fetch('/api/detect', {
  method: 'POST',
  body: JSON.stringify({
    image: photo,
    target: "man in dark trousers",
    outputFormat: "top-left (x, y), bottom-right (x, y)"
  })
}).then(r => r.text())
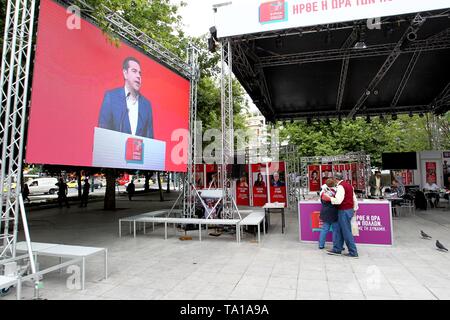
top-left (80, 178), bottom-right (90, 207)
top-left (327, 172), bottom-right (359, 258)
top-left (126, 180), bottom-right (135, 201)
top-left (56, 178), bottom-right (70, 208)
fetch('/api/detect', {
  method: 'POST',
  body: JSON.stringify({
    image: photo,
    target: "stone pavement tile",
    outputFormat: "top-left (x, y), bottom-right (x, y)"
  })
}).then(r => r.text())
top-left (229, 285), bottom-right (264, 300)
top-left (245, 265), bottom-right (274, 277)
top-left (262, 288), bottom-right (296, 300)
top-left (171, 279), bottom-right (209, 294)
top-left (161, 290), bottom-right (199, 300)
top-left (328, 280), bottom-right (363, 295)
top-left (63, 293), bottom-right (101, 300)
top-left (266, 276), bottom-right (298, 290)
top-left (358, 281), bottom-right (399, 298)
top-left (329, 292), bottom-right (366, 300)
top-left (296, 290), bottom-right (330, 300)
top-left (210, 273), bottom-right (243, 286)
top-left (237, 275), bottom-right (269, 288)
top-left (199, 284), bottom-right (237, 297)
top-left (78, 283), bottom-right (119, 296)
top-left (365, 295), bottom-right (402, 300)
top-left (391, 284), bottom-right (438, 300)
top-left (326, 271), bottom-right (357, 282)
top-left (141, 278), bottom-right (181, 292)
top-left (298, 270), bottom-right (327, 281)
top-left (428, 287), bottom-right (450, 300)
top-left (297, 279), bottom-right (329, 292)
top-left (100, 285), bottom-right (162, 300)
top-left (194, 294), bottom-right (229, 300)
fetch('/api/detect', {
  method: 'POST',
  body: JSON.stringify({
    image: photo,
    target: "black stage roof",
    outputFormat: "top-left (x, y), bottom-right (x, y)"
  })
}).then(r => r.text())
top-left (228, 10), bottom-right (450, 122)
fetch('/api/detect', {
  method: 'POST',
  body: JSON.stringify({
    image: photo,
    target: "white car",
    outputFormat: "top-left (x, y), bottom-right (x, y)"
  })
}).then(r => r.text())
top-left (124, 178), bottom-right (147, 189)
top-left (26, 177), bottom-right (59, 195)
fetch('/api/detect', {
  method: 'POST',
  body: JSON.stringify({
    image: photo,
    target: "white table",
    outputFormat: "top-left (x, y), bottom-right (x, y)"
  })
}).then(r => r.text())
top-left (239, 212), bottom-right (266, 243)
top-left (135, 217), bottom-right (241, 243)
top-left (263, 202), bottom-right (286, 233)
top-left (16, 242), bottom-right (107, 291)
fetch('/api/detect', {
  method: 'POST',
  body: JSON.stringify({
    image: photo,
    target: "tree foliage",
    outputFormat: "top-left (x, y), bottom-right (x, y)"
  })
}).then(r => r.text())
top-left (280, 112), bottom-right (450, 167)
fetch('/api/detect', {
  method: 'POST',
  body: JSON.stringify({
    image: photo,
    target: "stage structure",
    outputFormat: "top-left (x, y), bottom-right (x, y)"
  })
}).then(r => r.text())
top-left (299, 152), bottom-right (372, 199)
top-left (0, 0), bottom-right (199, 295)
top-left (212, 3), bottom-right (450, 121)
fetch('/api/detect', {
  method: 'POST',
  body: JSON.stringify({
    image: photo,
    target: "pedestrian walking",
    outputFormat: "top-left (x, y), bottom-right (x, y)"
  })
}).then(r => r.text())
top-left (80, 178), bottom-right (90, 207)
top-left (127, 180), bottom-right (135, 201)
top-left (56, 178), bottom-right (70, 208)
top-left (22, 183), bottom-right (30, 203)
top-left (327, 172), bottom-right (359, 258)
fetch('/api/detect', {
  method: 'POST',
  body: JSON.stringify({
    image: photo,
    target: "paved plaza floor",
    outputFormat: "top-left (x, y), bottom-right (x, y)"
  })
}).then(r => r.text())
top-left (2, 192), bottom-right (450, 300)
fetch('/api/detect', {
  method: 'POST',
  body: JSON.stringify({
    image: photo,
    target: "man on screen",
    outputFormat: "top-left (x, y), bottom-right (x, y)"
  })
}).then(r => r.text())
top-left (98, 57), bottom-right (154, 139)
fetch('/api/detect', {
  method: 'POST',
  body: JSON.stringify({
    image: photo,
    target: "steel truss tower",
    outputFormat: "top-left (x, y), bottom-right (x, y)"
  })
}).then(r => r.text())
top-left (220, 40), bottom-right (236, 220)
top-left (0, 0), bottom-right (37, 261)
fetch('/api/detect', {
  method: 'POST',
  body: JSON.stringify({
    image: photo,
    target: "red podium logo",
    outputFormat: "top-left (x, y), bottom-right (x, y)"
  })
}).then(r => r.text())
top-left (126, 138), bottom-right (143, 162)
top-left (259, 1), bottom-right (287, 24)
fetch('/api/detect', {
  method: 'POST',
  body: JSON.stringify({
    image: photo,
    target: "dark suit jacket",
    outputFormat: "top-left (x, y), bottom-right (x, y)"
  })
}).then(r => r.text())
top-left (98, 88), bottom-right (154, 139)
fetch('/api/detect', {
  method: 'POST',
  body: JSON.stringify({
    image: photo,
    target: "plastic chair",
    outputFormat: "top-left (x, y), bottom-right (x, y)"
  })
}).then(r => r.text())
top-left (400, 199), bottom-right (415, 216)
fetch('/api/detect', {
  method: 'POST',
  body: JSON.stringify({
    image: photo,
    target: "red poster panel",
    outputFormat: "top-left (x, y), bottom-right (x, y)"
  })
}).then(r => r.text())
top-left (236, 165), bottom-right (250, 206)
top-left (308, 165), bottom-right (321, 192)
top-left (321, 165), bottom-right (332, 185)
top-left (426, 162), bottom-right (437, 184)
top-left (269, 162), bottom-right (287, 206)
top-left (251, 163), bottom-right (268, 207)
top-left (351, 163), bottom-right (358, 188)
top-left (400, 170), bottom-right (413, 185)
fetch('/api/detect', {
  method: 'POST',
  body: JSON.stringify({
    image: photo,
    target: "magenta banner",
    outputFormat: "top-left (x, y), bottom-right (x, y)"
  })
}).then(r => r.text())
top-left (299, 201), bottom-right (393, 246)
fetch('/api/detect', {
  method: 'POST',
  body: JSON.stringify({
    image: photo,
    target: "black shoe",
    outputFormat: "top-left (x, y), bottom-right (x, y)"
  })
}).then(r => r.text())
top-left (343, 253), bottom-right (359, 259)
top-left (326, 250), bottom-right (341, 256)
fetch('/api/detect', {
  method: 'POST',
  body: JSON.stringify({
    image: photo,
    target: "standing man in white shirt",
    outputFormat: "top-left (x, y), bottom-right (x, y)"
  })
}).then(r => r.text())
top-left (327, 172), bottom-right (359, 258)
top-left (98, 57), bottom-right (154, 139)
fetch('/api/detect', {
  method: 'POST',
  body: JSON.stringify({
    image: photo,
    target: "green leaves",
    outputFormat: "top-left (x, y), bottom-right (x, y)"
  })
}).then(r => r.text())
top-left (280, 113), bottom-right (449, 167)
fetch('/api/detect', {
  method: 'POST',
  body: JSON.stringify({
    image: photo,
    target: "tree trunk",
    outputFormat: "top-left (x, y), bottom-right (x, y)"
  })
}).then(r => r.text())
top-left (144, 171), bottom-right (150, 192)
top-left (77, 170), bottom-right (82, 200)
top-left (166, 172), bottom-right (171, 193)
top-left (104, 169), bottom-right (116, 210)
top-left (157, 171), bottom-right (164, 201)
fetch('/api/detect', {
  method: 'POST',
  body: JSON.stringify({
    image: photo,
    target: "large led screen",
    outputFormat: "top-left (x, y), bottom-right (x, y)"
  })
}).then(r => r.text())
top-left (26, 0), bottom-right (190, 172)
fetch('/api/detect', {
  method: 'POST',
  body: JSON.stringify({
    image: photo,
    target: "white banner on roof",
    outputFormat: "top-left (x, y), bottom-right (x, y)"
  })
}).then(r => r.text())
top-left (214, 0), bottom-right (450, 38)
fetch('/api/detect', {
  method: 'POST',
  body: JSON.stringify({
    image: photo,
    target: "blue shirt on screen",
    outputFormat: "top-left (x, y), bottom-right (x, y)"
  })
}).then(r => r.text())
top-left (98, 88), bottom-right (154, 139)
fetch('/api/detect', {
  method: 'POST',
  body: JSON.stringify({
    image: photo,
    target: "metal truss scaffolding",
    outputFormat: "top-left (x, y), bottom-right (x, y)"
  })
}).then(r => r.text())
top-left (182, 45), bottom-right (200, 219)
top-left (299, 152), bottom-right (371, 199)
top-left (0, 0), bottom-right (37, 261)
top-left (220, 40), bottom-right (235, 219)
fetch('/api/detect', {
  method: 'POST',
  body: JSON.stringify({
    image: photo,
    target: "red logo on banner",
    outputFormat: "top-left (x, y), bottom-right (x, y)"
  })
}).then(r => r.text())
top-left (125, 138), bottom-right (143, 162)
top-left (259, 1), bottom-right (286, 23)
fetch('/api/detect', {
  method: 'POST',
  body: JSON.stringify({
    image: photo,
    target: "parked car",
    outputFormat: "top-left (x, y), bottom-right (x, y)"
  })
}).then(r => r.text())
top-left (124, 178), bottom-right (147, 189)
top-left (26, 177), bottom-right (59, 195)
top-left (116, 177), bottom-right (129, 186)
top-left (67, 180), bottom-right (78, 188)
top-left (93, 178), bottom-right (104, 189)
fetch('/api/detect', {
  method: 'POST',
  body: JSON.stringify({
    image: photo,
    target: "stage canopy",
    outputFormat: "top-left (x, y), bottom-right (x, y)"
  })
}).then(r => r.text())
top-left (213, 1), bottom-right (450, 121)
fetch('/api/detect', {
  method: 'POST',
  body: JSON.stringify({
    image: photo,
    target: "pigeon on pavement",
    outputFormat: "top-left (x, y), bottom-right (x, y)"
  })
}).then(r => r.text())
top-left (420, 230), bottom-right (432, 239)
top-left (436, 240), bottom-right (448, 252)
